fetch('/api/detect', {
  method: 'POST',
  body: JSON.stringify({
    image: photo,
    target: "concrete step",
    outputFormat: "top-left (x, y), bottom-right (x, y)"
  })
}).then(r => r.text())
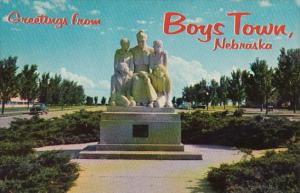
top-left (79, 150), bottom-right (202, 160)
top-left (94, 144), bottom-right (184, 151)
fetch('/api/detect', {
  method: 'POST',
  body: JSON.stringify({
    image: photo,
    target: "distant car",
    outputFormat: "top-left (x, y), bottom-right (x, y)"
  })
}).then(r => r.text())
top-left (30, 103), bottom-right (48, 115)
top-left (178, 102), bottom-right (192, 110)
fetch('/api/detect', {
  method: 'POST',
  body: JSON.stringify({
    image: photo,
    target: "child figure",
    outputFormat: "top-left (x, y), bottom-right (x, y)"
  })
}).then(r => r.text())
top-left (149, 40), bottom-right (168, 71)
top-left (149, 40), bottom-right (172, 107)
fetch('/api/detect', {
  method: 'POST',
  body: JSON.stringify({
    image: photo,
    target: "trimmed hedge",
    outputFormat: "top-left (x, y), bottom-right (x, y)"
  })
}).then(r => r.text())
top-left (207, 142), bottom-right (300, 193)
top-left (1, 110), bottom-right (101, 147)
top-left (0, 141), bottom-right (79, 193)
top-left (182, 111), bottom-right (300, 149)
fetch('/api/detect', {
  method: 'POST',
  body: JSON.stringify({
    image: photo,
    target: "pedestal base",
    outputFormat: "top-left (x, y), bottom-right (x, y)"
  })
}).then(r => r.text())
top-left (79, 107), bottom-right (202, 160)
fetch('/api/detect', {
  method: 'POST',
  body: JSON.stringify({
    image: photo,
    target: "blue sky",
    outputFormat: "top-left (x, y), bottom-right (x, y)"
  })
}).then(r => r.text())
top-left (0, 0), bottom-right (299, 98)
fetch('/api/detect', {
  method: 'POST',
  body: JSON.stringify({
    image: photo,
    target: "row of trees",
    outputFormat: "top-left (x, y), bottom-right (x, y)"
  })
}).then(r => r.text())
top-left (178, 48), bottom-right (300, 113)
top-left (0, 56), bottom-right (86, 114)
top-left (86, 96), bottom-right (107, 105)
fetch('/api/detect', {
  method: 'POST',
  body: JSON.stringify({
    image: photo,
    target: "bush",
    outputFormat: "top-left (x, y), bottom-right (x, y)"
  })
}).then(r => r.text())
top-left (207, 142), bottom-right (300, 193)
top-left (1, 110), bottom-right (101, 147)
top-left (233, 108), bottom-right (245, 117)
top-left (181, 111), bottom-right (300, 149)
top-left (0, 141), bottom-right (79, 193)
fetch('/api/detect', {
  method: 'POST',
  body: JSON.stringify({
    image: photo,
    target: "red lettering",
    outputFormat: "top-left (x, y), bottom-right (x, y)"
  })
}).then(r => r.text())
top-left (8, 11), bottom-right (20, 23)
top-left (227, 12), bottom-right (251, 35)
top-left (163, 12), bottom-right (186, 34)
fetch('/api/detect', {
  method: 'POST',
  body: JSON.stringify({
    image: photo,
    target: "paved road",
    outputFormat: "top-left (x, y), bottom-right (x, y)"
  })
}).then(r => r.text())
top-left (0, 114), bottom-right (32, 128)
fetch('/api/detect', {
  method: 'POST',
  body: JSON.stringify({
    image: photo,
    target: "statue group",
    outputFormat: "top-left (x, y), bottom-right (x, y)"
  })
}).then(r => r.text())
top-left (110, 30), bottom-right (172, 108)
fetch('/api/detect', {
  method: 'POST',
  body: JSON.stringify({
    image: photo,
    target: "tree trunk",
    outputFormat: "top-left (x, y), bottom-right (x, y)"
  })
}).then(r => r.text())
top-left (260, 104), bottom-right (263, 112)
top-left (223, 102), bottom-right (226, 110)
top-left (1, 101), bottom-right (5, 114)
top-left (293, 91), bottom-right (296, 113)
top-left (27, 100), bottom-right (30, 109)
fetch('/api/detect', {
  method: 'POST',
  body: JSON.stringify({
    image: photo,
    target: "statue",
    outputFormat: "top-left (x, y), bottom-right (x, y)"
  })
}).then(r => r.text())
top-left (110, 62), bottom-right (136, 107)
top-left (149, 40), bottom-right (168, 70)
top-left (130, 31), bottom-right (157, 107)
top-left (149, 40), bottom-right (172, 107)
top-left (114, 38), bottom-right (133, 73)
top-left (109, 31), bottom-right (173, 108)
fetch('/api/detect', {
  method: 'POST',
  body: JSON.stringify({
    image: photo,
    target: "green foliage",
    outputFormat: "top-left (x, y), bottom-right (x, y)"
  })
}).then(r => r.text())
top-left (207, 142), bottom-right (300, 193)
top-left (228, 69), bottom-right (246, 107)
top-left (0, 150), bottom-right (79, 193)
top-left (1, 110), bottom-right (101, 147)
top-left (274, 48), bottom-right (300, 113)
top-left (233, 108), bottom-right (245, 117)
top-left (181, 111), bottom-right (300, 149)
top-left (101, 96), bottom-right (106, 105)
top-left (19, 64), bottom-right (39, 108)
top-left (0, 56), bottom-right (19, 114)
top-left (86, 96), bottom-right (94, 105)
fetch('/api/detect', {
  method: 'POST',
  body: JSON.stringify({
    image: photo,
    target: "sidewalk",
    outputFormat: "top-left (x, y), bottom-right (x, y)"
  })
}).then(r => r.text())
top-left (36, 143), bottom-right (243, 193)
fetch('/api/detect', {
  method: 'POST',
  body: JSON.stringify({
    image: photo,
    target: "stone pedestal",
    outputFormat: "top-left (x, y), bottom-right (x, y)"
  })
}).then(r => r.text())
top-left (79, 106), bottom-right (202, 160)
top-left (100, 107), bottom-right (181, 145)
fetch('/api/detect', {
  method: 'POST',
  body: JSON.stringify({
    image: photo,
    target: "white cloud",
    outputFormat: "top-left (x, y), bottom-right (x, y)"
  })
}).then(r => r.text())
top-left (168, 55), bottom-right (221, 95)
top-left (2, 14), bottom-right (8, 22)
top-left (186, 17), bottom-right (203, 23)
top-left (98, 80), bottom-right (110, 90)
top-left (59, 68), bottom-right (96, 89)
top-left (90, 9), bottom-right (100, 15)
top-left (296, 0), bottom-right (300, 6)
top-left (51, 0), bottom-right (66, 10)
top-left (137, 20), bottom-right (147, 24)
top-left (33, 1), bottom-right (54, 15)
top-left (33, 0), bottom-right (71, 15)
top-left (68, 4), bottom-right (78, 11)
top-left (259, 0), bottom-right (272, 7)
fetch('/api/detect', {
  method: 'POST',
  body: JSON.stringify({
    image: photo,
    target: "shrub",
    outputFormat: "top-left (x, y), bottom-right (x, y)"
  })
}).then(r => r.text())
top-left (1, 110), bottom-right (101, 147)
top-left (181, 111), bottom-right (300, 149)
top-left (233, 108), bottom-right (245, 117)
top-left (0, 141), bottom-right (79, 193)
top-left (207, 142), bottom-right (300, 193)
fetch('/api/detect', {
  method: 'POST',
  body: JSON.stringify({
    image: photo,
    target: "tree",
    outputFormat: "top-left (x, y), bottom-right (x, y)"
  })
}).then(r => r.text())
top-left (48, 74), bottom-right (62, 104)
top-left (86, 96), bottom-right (94, 105)
top-left (38, 73), bottom-right (50, 104)
top-left (176, 97), bottom-right (183, 107)
top-left (172, 96), bottom-right (176, 106)
top-left (101, 96), bottom-right (106, 105)
top-left (218, 76), bottom-right (230, 109)
top-left (209, 79), bottom-right (219, 108)
top-left (0, 57), bottom-right (19, 114)
top-left (274, 48), bottom-right (300, 113)
top-left (248, 58), bottom-right (274, 113)
top-left (94, 96), bottom-right (98, 105)
top-left (228, 69), bottom-right (245, 108)
top-left (19, 64), bottom-right (39, 108)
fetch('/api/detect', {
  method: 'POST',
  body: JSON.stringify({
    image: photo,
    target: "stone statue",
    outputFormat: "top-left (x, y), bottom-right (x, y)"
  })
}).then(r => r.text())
top-left (114, 38), bottom-right (133, 73)
top-left (130, 31), bottom-right (157, 107)
top-left (110, 62), bottom-right (136, 107)
top-left (149, 40), bottom-right (172, 107)
top-left (149, 40), bottom-right (168, 70)
top-left (109, 31), bottom-right (173, 108)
